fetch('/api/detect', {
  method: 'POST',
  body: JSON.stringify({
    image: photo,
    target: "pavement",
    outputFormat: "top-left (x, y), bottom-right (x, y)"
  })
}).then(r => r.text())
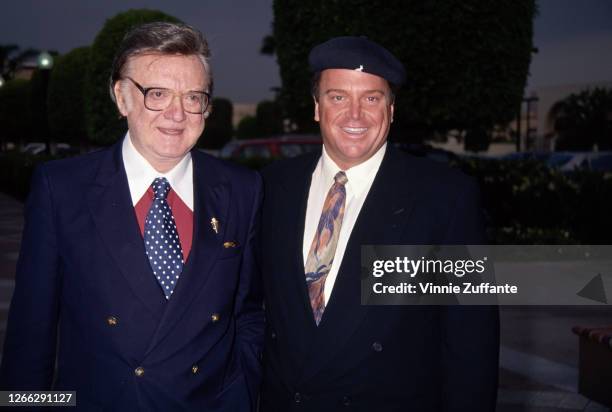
top-left (0, 191), bottom-right (610, 411)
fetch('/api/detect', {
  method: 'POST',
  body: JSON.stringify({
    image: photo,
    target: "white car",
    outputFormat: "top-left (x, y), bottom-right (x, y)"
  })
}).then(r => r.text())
top-left (21, 142), bottom-right (72, 155)
top-left (548, 151), bottom-right (612, 172)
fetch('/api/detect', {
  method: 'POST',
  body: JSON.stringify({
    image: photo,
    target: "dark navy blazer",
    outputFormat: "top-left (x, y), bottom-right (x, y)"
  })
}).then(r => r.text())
top-left (260, 146), bottom-right (499, 412)
top-left (0, 140), bottom-right (264, 411)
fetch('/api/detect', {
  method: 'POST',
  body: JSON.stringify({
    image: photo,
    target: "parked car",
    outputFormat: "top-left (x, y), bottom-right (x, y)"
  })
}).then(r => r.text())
top-left (220, 135), bottom-right (322, 160)
top-left (501, 151), bottom-right (552, 162)
top-left (548, 152), bottom-right (612, 172)
top-left (589, 153), bottom-right (612, 172)
top-left (500, 151), bottom-right (612, 173)
top-left (21, 142), bottom-right (74, 156)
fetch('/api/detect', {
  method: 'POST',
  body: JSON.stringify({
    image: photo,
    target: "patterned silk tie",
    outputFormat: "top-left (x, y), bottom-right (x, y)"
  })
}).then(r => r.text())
top-left (305, 171), bottom-right (348, 325)
top-left (144, 177), bottom-right (184, 299)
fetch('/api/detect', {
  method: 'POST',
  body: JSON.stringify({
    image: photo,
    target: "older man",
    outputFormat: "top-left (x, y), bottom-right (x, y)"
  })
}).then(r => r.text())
top-left (1, 22), bottom-right (263, 411)
top-left (260, 37), bottom-right (499, 411)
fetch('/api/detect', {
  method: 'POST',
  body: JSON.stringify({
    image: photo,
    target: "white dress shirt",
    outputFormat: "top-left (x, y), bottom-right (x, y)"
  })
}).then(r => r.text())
top-left (303, 143), bottom-right (387, 304)
top-left (121, 132), bottom-right (194, 210)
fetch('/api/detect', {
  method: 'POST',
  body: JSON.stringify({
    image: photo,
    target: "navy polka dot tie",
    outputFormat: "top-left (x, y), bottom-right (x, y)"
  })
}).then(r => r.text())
top-left (144, 177), bottom-right (184, 299)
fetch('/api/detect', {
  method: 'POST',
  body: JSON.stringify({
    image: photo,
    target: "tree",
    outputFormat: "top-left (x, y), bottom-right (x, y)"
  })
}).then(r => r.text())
top-left (86, 9), bottom-right (181, 146)
top-left (47, 47), bottom-right (91, 151)
top-left (266, 0), bottom-right (536, 140)
top-left (198, 98), bottom-right (233, 149)
top-left (549, 88), bottom-right (612, 151)
top-left (236, 116), bottom-right (258, 139)
top-left (28, 68), bottom-right (48, 143)
top-left (27, 51), bottom-right (60, 154)
top-left (232, 101), bottom-right (284, 140)
top-left (0, 44), bottom-right (19, 78)
top-left (0, 79), bottom-right (33, 149)
top-left (255, 100), bottom-right (283, 137)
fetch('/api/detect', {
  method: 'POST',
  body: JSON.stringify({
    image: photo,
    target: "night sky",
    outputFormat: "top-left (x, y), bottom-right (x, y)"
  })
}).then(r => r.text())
top-left (1, 0), bottom-right (611, 103)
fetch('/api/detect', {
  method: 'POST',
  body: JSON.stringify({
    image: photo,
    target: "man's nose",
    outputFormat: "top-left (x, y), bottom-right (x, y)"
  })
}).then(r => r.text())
top-left (349, 99), bottom-right (362, 120)
top-left (164, 94), bottom-right (186, 122)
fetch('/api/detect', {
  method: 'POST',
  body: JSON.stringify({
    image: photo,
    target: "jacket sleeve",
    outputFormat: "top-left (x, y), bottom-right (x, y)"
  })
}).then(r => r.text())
top-left (233, 171), bottom-right (265, 410)
top-left (0, 165), bottom-right (62, 390)
top-left (440, 177), bottom-right (500, 412)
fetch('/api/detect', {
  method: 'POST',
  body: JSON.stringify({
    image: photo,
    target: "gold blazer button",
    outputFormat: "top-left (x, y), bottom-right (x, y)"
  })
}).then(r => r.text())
top-left (211, 313), bottom-right (220, 322)
top-left (223, 241), bottom-right (238, 249)
top-left (192, 365), bottom-right (199, 374)
top-left (134, 366), bottom-right (145, 377)
top-left (107, 316), bottom-right (118, 326)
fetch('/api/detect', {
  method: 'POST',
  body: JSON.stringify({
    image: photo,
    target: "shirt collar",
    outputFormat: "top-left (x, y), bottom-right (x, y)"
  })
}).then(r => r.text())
top-left (122, 131), bottom-right (194, 210)
top-left (320, 142), bottom-right (387, 198)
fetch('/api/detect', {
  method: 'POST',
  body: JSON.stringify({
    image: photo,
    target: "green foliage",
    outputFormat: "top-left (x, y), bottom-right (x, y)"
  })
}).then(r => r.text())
top-left (86, 9), bottom-right (181, 146)
top-left (0, 44), bottom-right (19, 78)
top-left (234, 101), bottom-right (284, 140)
top-left (453, 157), bottom-right (612, 244)
top-left (0, 79), bottom-right (33, 148)
top-left (198, 98), bottom-right (233, 149)
top-left (236, 115), bottom-right (258, 139)
top-left (28, 68), bottom-right (49, 141)
top-left (549, 88), bottom-right (612, 151)
top-left (260, 35), bottom-right (275, 55)
top-left (27, 52), bottom-right (61, 145)
top-left (270, 0), bottom-right (536, 138)
top-left (48, 47), bottom-right (91, 149)
top-left (256, 100), bottom-right (284, 137)
top-left (270, 0), bottom-right (322, 133)
top-left (0, 152), bottom-right (54, 201)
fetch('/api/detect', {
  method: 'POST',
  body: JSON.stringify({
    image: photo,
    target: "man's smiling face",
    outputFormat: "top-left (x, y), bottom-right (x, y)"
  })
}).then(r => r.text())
top-left (114, 53), bottom-right (209, 172)
top-left (314, 68), bottom-right (394, 170)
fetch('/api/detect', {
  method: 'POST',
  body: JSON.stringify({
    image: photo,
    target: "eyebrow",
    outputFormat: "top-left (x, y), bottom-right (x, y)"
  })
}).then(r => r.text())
top-left (128, 78), bottom-right (207, 93)
top-left (148, 86), bottom-right (208, 93)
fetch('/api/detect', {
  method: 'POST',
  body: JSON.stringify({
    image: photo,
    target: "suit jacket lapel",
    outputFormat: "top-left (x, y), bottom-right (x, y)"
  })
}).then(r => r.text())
top-left (144, 152), bottom-right (230, 355)
top-left (301, 147), bottom-right (418, 381)
top-left (87, 142), bottom-right (167, 318)
top-left (279, 154), bottom-right (321, 330)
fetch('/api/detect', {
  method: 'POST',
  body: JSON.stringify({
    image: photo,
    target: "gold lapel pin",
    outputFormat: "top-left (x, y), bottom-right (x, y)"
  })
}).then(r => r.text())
top-left (210, 217), bottom-right (219, 234)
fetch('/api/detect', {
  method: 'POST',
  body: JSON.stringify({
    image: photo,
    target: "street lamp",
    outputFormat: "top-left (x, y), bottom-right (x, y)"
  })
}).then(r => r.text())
top-left (37, 51), bottom-right (54, 155)
top-left (37, 51), bottom-right (54, 70)
top-left (0, 75), bottom-right (5, 88)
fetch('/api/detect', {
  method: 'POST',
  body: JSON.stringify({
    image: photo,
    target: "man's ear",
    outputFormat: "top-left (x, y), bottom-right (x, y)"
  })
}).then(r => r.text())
top-left (113, 81), bottom-right (129, 117)
top-left (313, 96), bottom-right (320, 122)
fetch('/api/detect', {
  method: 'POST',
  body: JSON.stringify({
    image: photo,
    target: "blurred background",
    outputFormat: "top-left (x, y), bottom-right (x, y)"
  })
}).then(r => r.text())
top-left (0, 1), bottom-right (611, 410)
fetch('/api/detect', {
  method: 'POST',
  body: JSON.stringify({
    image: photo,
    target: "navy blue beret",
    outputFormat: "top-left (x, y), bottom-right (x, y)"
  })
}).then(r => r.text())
top-left (308, 36), bottom-right (406, 86)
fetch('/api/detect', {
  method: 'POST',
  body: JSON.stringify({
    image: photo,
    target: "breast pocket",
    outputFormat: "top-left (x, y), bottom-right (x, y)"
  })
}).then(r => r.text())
top-left (218, 240), bottom-right (242, 260)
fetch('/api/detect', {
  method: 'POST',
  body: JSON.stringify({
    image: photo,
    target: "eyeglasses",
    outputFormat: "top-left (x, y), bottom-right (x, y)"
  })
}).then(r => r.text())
top-left (124, 77), bottom-right (210, 114)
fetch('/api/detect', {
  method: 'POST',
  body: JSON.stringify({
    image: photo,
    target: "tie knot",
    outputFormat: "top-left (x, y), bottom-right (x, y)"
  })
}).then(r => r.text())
top-left (334, 171), bottom-right (348, 185)
top-left (151, 177), bottom-right (171, 200)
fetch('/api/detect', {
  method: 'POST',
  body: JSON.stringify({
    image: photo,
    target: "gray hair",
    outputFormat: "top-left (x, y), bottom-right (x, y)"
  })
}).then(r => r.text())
top-left (109, 22), bottom-right (212, 103)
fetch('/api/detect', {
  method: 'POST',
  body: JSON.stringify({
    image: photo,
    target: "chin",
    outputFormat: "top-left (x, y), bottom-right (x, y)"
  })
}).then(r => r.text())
top-left (166, 148), bottom-right (191, 159)
top-left (155, 138), bottom-right (193, 153)
top-left (339, 145), bottom-right (368, 159)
